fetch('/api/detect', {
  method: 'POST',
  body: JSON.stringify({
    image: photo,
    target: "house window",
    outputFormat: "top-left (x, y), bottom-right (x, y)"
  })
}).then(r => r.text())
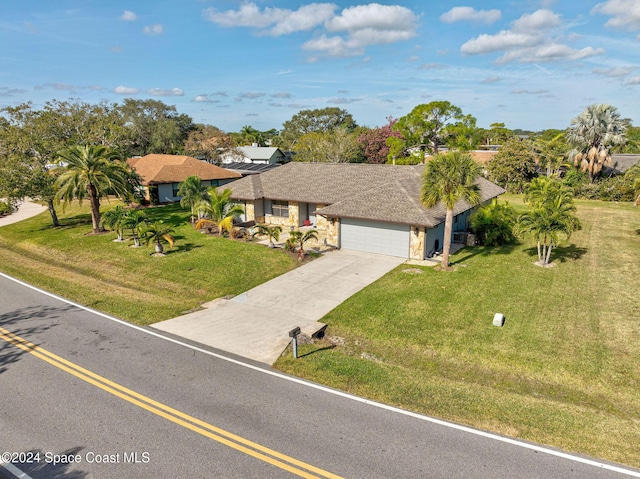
top-left (172, 183), bottom-right (180, 198)
top-left (272, 200), bottom-right (289, 217)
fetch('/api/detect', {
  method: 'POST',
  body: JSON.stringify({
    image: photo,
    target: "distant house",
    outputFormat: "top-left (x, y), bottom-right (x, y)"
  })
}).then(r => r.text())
top-left (608, 154), bottom-right (640, 174)
top-left (127, 154), bottom-right (241, 204)
top-left (228, 162), bottom-right (504, 260)
top-left (220, 146), bottom-right (287, 165)
top-left (468, 150), bottom-right (499, 165)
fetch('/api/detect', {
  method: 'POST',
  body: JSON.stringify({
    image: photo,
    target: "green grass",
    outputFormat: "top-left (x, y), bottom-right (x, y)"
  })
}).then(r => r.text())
top-left (276, 195), bottom-right (640, 468)
top-left (0, 202), bottom-right (297, 324)
top-left (2, 197), bottom-right (639, 467)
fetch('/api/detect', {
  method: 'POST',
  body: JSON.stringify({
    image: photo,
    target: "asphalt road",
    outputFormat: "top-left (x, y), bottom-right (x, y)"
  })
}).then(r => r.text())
top-left (1, 273), bottom-right (638, 479)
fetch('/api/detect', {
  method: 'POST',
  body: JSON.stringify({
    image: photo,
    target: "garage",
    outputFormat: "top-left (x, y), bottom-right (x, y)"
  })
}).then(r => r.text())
top-left (340, 218), bottom-right (410, 258)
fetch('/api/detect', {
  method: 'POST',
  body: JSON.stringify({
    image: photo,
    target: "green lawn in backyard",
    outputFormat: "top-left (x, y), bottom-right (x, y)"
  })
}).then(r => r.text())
top-left (276, 195), bottom-right (640, 468)
top-left (0, 202), bottom-right (297, 324)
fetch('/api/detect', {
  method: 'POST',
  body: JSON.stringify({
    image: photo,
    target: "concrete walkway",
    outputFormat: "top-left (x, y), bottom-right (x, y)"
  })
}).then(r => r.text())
top-left (0, 199), bottom-right (47, 227)
top-left (152, 249), bottom-right (405, 364)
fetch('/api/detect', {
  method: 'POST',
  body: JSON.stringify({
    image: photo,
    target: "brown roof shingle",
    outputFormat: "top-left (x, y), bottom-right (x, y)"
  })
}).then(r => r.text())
top-left (127, 154), bottom-right (240, 185)
top-left (229, 162), bottom-right (505, 227)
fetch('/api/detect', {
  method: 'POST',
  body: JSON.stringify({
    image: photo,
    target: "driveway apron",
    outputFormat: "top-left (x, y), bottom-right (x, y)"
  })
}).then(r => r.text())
top-left (152, 249), bottom-right (405, 364)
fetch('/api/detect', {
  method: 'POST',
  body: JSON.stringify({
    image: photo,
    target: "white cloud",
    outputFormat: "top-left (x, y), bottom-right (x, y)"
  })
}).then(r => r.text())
top-left (148, 87), bottom-right (184, 96)
top-left (143, 24), bottom-right (163, 36)
top-left (511, 9), bottom-right (561, 32)
top-left (193, 95), bottom-right (213, 102)
top-left (462, 31), bottom-right (539, 55)
top-left (592, 66), bottom-right (633, 77)
top-left (205, 2), bottom-right (418, 58)
top-left (592, 0), bottom-right (640, 30)
top-left (461, 9), bottom-right (603, 63)
top-left (203, 3), bottom-right (335, 35)
top-left (511, 89), bottom-right (549, 94)
top-left (482, 76), bottom-right (500, 83)
top-left (114, 85), bottom-right (140, 95)
top-left (440, 7), bottom-right (501, 25)
top-left (496, 45), bottom-right (604, 64)
top-left (626, 76), bottom-right (640, 84)
top-left (121, 10), bottom-right (137, 22)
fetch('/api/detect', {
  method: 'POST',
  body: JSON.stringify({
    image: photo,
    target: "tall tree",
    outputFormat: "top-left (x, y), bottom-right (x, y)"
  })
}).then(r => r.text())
top-left (534, 133), bottom-right (570, 177)
top-left (0, 100), bottom-right (126, 226)
top-left (119, 98), bottom-right (194, 156)
top-left (486, 138), bottom-right (537, 193)
top-left (55, 145), bottom-right (133, 234)
top-left (421, 151), bottom-right (482, 269)
top-left (566, 104), bottom-right (628, 183)
top-left (184, 124), bottom-right (234, 163)
top-left (293, 127), bottom-right (362, 163)
top-left (358, 118), bottom-right (403, 164)
top-left (391, 101), bottom-right (468, 161)
top-left (486, 122), bottom-right (513, 145)
top-left (279, 107), bottom-right (357, 149)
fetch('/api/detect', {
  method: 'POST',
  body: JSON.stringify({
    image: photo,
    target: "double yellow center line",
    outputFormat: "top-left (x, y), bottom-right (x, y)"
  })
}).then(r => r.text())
top-left (0, 326), bottom-right (342, 479)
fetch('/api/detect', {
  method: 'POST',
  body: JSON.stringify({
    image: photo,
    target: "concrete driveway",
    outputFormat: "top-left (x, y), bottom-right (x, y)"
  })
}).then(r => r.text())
top-left (152, 249), bottom-right (405, 364)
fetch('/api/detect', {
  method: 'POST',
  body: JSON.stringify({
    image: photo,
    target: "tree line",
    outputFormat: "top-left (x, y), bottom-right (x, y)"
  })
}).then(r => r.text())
top-left (2, 97), bottom-right (640, 230)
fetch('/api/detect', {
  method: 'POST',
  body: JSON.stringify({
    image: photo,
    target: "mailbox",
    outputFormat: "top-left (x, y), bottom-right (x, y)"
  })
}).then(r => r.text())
top-left (289, 327), bottom-right (301, 338)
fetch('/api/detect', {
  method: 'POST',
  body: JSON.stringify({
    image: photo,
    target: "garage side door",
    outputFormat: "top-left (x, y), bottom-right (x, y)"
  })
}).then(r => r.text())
top-left (340, 218), bottom-right (409, 258)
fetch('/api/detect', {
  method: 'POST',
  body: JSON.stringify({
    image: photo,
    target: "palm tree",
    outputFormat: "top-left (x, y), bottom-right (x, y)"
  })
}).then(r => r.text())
top-left (517, 177), bottom-right (581, 266)
top-left (287, 229), bottom-right (319, 260)
top-left (121, 209), bottom-right (148, 247)
top-left (54, 145), bottom-right (132, 233)
top-left (177, 175), bottom-right (208, 223)
top-left (195, 187), bottom-right (244, 236)
top-left (100, 205), bottom-right (127, 241)
top-left (566, 104), bottom-right (628, 183)
top-left (421, 151), bottom-right (482, 269)
top-left (143, 221), bottom-right (175, 254)
top-left (252, 224), bottom-right (283, 247)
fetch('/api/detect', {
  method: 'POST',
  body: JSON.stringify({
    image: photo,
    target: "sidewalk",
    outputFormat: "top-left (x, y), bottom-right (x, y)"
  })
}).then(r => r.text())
top-left (0, 199), bottom-right (47, 227)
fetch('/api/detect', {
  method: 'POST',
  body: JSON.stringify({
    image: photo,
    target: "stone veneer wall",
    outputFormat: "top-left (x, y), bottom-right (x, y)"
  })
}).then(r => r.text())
top-left (244, 202), bottom-right (255, 221)
top-left (409, 226), bottom-right (425, 260)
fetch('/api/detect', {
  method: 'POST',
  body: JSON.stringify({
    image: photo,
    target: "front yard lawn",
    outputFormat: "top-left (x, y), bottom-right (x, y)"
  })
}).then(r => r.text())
top-left (276, 196), bottom-right (640, 468)
top-left (0, 203), bottom-right (297, 324)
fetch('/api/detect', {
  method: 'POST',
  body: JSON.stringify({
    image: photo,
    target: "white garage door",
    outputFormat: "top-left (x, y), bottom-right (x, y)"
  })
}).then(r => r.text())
top-left (340, 218), bottom-right (410, 258)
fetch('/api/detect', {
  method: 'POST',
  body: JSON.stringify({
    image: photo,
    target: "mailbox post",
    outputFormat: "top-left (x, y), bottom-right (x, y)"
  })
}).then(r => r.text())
top-left (289, 327), bottom-right (301, 359)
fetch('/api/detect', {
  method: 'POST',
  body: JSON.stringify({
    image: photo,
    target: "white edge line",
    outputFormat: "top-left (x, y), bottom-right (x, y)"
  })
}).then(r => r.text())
top-left (0, 460), bottom-right (34, 479)
top-left (2, 272), bottom-right (639, 478)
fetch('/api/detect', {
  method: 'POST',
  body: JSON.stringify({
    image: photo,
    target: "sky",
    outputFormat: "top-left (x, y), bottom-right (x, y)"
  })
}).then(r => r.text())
top-left (1, 0), bottom-right (640, 133)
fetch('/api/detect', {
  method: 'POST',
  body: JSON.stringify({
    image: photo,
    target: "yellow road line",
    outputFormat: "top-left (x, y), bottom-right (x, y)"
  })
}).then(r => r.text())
top-left (0, 326), bottom-right (343, 479)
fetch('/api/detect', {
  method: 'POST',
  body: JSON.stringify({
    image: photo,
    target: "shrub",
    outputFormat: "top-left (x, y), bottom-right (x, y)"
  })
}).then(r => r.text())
top-left (0, 200), bottom-right (12, 216)
top-left (470, 199), bottom-right (517, 246)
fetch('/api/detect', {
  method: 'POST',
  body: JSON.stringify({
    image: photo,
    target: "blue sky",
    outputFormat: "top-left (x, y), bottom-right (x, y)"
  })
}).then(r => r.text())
top-left (1, 1), bottom-right (640, 133)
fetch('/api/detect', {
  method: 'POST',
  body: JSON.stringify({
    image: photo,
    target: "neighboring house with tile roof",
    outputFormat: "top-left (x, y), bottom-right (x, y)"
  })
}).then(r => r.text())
top-left (220, 146), bottom-right (288, 165)
top-left (228, 162), bottom-right (504, 259)
top-left (127, 154), bottom-right (241, 204)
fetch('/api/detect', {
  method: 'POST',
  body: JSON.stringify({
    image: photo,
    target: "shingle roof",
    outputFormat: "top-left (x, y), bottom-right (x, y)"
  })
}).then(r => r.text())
top-left (229, 162), bottom-right (505, 227)
top-left (609, 154), bottom-right (640, 173)
top-left (127, 154), bottom-right (241, 185)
